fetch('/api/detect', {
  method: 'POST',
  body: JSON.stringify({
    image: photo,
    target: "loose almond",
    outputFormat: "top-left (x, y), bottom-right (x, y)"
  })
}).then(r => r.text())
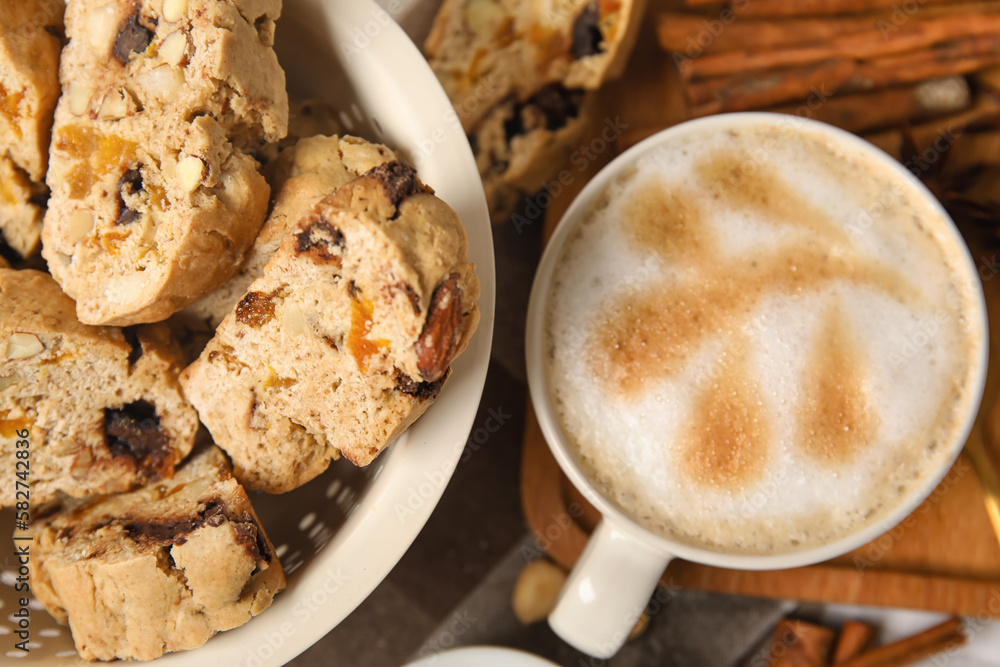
top-left (512, 559), bottom-right (568, 625)
top-left (628, 610), bottom-right (650, 641)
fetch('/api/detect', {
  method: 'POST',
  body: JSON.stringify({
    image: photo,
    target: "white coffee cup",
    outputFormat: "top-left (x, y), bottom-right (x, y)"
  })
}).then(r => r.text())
top-left (524, 113), bottom-right (989, 659)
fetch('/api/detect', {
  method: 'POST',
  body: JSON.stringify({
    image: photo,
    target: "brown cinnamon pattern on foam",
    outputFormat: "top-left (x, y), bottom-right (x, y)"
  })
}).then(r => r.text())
top-left (679, 331), bottom-right (772, 491)
top-left (622, 183), bottom-right (715, 265)
top-left (589, 149), bottom-right (921, 490)
top-left (695, 149), bottom-right (853, 245)
top-left (799, 302), bottom-right (878, 465)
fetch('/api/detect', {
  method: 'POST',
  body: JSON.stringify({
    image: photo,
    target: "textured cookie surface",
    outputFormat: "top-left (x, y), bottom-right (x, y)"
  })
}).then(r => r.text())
top-left (187, 134), bottom-right (397, 328)
top-left (30, 446), bottom-right (285, 661)
top-left (182, 161), bottom-right (481, 492)
top-left (426, 0), bottom-right (643, 131)
top-left (0, 0), bottom-right (64, 257)
top-left (0, 269), bottom-right (198, 506)
top-left (41, 0), bottom-right (288, 326)
top-left (56, 0), bottom-right (287, 147)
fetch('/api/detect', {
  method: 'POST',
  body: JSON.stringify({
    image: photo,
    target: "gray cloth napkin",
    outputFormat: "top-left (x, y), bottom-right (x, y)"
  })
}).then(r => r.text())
top-left (411, 536), bottom-right (790, 667)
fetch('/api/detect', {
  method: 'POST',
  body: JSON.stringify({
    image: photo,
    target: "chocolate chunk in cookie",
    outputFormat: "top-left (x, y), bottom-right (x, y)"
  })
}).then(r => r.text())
top-left (112, 10), bottom-right (155, 63)
top-left (365, 160), bottom-right (428, 209)
top-left (572, 3), bottom-right (604, 59)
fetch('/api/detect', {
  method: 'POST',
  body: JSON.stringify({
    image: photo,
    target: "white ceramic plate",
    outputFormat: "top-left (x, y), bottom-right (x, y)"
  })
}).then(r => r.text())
top-left (0, 0), bottom-right (494, 664)
top-left (405, 646), bottom-right (560, 667)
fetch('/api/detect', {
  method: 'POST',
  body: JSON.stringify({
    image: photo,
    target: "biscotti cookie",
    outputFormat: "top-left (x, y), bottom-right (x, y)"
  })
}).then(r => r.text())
top-left (0, 269), bottom-right (198, 506)
top-left (42, 116), bottom-right (271, 325)
top-left (182, 161), bottom-right (480, 492)
top-left (425, 0), bottom-right (644, 131)
top-left (187, 134), bottom-right (397, 328)
top-left (473, 84), bottom-right (594, 221)
top-left (0, 0), bottom-right (64, 258)
top-left (41, 0), bottom-right (289, 326)
top-left (30, 446), bottom-right (285, 661)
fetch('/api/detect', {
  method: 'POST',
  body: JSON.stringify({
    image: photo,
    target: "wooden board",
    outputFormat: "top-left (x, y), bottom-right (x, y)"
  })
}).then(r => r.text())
top-left (520, 7), bottom-right (1000, 616)
top-left (523, 415), bottom-right (1000, 615)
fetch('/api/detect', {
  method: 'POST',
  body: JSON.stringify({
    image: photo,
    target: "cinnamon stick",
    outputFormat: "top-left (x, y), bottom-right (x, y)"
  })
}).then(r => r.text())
top-left (679, 15), bottom-right (1000, 80)
top-left (688, 35), bottom-right (1000, 115)
top-left (764, 619), bottom-right (834, 667)
top-left (853, 34), bottom-right (1000, 88)
top-left (836, 617), bottom-right (966, 667)
top-left (659, 13), bottom-right (877, 55)
top-left (977, 65), bottom-right (1000, 94)
top-left (688, 58), bottom-right (852, 115)
top-left (766, 77), bottom-right (970, 134)
top-left (833, 621), bottom-right (875, 663)
top-left (864, 94), bottom-right (1000, 159)
top-left (660, 4), bottom-right (1000, 56)
top-left (723, 0), bottom-right (992, 17)
top-left (956, 165), bottom-right (1000, 208)
top-left (948, 130), bottom-right (1000, 171)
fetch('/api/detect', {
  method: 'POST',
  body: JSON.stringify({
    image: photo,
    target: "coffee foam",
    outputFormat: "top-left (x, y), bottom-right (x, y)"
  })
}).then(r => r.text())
top-left (544, 122), bottom-right (982, 555)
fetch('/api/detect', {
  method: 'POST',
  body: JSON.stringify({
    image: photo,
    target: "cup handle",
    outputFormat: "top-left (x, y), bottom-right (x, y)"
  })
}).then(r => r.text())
top-left (547, 518), bottom-right (674, 658)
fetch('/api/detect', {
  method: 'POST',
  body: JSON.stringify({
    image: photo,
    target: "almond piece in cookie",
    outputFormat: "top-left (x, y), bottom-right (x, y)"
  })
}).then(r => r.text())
top-left (181, 161), bottom-right (481, 493)
top-left (0, 269), bottom-right (198, 506)
top-left (30, 446), bottom-right (285, 661)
